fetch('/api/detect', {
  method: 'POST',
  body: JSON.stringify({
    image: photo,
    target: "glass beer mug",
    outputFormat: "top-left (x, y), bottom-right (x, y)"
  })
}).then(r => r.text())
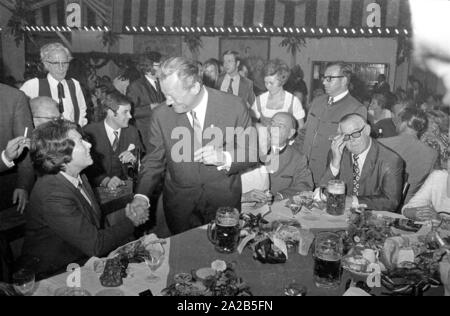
top-left (313, 232), bottom-right (343, 289)
top-left (207, 207), bottom-right (240, 254)
top-left (326, 180), bottom-right (346, 216)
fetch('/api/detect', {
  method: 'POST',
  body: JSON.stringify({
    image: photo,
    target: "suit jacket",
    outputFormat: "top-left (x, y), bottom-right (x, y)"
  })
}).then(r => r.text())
top-left (303, 93), bottom-right (367, 186)
top-left (136, 87), bottom-right (257, 234)
top-left (0, 84), bottom-right (35, 210)
top-left (379, 134), bottom-right (438, 203)
top-left (320, 140), bottom-right (405, 212)
top-left (217, 74), bottom-right (256, 107)
top-left (83, 122), bottom-right (144, 187)
top-left (127, 77), bottom-right (166, 146)
top-left (268, 145), bottom-right (314, 197)
top-left (21, 173), bottom-right (134, 278)
top-left (372, 118), bottom-right (397, 139)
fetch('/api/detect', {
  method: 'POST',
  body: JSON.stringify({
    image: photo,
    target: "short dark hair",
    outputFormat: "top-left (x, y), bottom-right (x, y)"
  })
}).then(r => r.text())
top-left (399, 108), bottom-right (428, 137)
top-left (30, 119), bottom-right (80, 175)
top-left (371, 93), bottom-right (387, 109)
top-left (104, 91), bottom-right (131, 113)
top-left (326, 62), bottom-right (352, 82)
top-left (222, 50), bottom-right (240, 61)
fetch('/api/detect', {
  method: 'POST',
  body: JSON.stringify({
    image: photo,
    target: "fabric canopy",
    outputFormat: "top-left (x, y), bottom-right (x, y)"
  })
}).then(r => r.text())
top-left (30, 0), bottom-right (411, 33)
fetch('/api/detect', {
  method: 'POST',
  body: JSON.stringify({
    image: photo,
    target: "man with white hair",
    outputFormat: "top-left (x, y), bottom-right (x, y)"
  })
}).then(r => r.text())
top-left (21, 43), bottom-right (87, 127)
top-left (29, 97), bottom-right (61, 127)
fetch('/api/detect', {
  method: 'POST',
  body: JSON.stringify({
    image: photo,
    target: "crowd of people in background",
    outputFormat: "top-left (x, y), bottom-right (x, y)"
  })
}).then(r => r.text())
top-left (0, 40), bottom-right (448, 289)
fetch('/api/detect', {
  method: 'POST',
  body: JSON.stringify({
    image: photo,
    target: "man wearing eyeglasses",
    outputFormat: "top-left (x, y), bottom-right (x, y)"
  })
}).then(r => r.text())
top-left (302, 62), bottom-right (367, 186)
top-left (21, 43), bottom-right (88, 127)
top-left (30, 97), bottom-right (61, 127)
top-left (320, 113), bottom-right (404, 212)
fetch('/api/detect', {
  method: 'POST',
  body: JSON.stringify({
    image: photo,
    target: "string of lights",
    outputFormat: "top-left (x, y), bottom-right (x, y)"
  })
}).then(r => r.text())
top-left (12, 25), bottom-right (410, 37)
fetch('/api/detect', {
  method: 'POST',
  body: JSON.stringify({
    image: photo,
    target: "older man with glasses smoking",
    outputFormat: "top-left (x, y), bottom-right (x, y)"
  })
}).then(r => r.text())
top-left (21, 43), bottom-right (88, 127)
top-left (319, 113), bottom-right (405, 213)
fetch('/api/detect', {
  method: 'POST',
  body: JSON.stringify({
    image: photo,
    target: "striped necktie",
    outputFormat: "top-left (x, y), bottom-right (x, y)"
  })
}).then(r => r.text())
top-left (112, 131), bottom-right (119, 152)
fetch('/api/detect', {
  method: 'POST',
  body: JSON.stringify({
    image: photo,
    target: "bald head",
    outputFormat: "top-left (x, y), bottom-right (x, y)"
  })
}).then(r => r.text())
top-left (30, 97), bottom-right (60, 127)
top-left (270, 112), bottom-right (297, 147)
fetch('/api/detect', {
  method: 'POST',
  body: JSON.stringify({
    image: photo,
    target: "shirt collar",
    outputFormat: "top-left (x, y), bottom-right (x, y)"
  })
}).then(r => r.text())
top-left (190, 87), bottom-right (209, 124)
top-left (353, 139), bottom-right (372, 162)
top-left (104, 120), bottom-right (121, 137)
top-left (47, 73), bottom-right (65, 85)
top-left (60, 171), bottom-right (82, 188)
top-left (330, 90), bottom-right (349, 103)
top-left (225, 73), bottom-right (240, 81)
top-left (145, 75), bottom-right (156, 84)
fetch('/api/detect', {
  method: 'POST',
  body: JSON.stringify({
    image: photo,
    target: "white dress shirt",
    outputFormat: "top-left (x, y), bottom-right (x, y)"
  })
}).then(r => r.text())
top-left (104, 121), bottom-right (122, 147)
top-left (135, 87), bottom-right (231, 206)
top-left (1, 151), bottom-right (15, 168)
top-left (60, 172), bottom-right (92, 206)
top-left (220, 74), bottom-right (241, 96)
top-left (402, 170), bottom-right (450, 215)
top-left (329, 90), bottom-right (349, 104)
top-left (330, 139), bottom-right (372, 177)
top-left (21, 73), bottom-right (88, 126)
top-left (145, 75), bottom-right (158, 91)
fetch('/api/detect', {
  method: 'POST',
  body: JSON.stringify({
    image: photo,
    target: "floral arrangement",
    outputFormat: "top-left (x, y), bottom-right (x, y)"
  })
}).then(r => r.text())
top-left (162, 260), bottom-right (252, 296)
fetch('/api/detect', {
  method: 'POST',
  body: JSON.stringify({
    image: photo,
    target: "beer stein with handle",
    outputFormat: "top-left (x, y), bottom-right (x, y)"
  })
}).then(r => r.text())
top-left (207, 207), bottom-right (240, 254)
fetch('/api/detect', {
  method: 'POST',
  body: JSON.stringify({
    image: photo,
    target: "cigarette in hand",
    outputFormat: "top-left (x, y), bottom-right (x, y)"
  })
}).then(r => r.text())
top-left (24, 127), bottom-right (28, 138)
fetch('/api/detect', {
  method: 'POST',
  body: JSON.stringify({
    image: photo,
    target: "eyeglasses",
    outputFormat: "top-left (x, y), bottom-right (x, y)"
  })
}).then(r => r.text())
top-left (322, 75), bottom-right (345, 82)
top-left (45, 61), bottom-right (71, 67)
top-left (342, 126), bottom-right (365, 141)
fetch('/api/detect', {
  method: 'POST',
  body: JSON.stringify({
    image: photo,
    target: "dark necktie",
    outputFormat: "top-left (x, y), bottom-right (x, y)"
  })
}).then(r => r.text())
top-left (77, 181), bottom-right (93, 206)
top-left (112, 131), bottom-right (119, 152)
top-left (352, 155), bottom-right (360, 196)
top-left (227, 78), bottom-right (234, 94)
top-left (57, 82), bottom-right (65, 114)
top-left (156, 79), bottom-right (162, 96)
top-left (191, 111), bottom-right (203, 152)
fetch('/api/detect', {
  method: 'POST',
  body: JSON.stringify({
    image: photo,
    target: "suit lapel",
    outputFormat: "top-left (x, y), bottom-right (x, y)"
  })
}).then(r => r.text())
top-left (142, 78), bottom-right (157, 101)
top-left (359, 141), bottom-right (378, 187)
top-left (56, 173), bottom-right (101, 228)
top-left (341, 150), bottom-right (354, 193)
top-left (238, 76), bottom-right (245, 99)
top-left (81, 174), bottom-right (102, 227)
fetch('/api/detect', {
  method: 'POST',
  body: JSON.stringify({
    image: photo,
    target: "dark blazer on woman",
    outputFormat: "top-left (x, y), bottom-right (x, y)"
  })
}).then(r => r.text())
top-left (21, 173), bottom-right (134, 279)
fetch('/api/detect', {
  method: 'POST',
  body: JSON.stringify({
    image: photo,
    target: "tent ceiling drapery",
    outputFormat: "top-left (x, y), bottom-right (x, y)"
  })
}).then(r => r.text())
top-left (25, 0), bottom-right (410, 36)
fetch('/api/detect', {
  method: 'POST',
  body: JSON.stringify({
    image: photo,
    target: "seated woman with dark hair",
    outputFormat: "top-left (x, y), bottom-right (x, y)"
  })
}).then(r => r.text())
top-left (20, 120), bottom-right (148, 279)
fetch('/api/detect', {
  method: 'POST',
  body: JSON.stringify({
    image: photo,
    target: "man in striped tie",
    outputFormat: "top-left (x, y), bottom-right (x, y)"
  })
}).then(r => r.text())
top-left (320, 113), bottom-right (405, 213)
